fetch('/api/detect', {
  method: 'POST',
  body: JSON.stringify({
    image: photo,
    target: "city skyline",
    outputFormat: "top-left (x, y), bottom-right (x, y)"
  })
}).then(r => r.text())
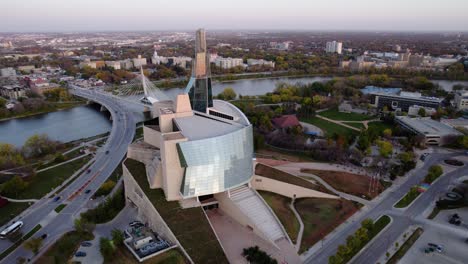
top-left (1, 0), bottom-right (468, 32)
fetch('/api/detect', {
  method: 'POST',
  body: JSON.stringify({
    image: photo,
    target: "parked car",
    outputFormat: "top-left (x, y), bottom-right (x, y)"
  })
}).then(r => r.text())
top-left (105, 150), bottom-right (109, 154)
top-left (425, 247), bottom-right (435, 254)
top-left (75, 251), bottom-right (87, 257)
top-left (129, 221), bottom-right (143, 227)
top-left (428, 243), bottom-right (443, 253)
top-left (81, 241), bottom-right (92, 247)
top-left (41, 233), bottom-right (48, 239)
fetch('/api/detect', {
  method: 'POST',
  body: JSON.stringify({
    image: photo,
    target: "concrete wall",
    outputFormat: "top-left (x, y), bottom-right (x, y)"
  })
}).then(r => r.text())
top-left (214, 191), bottom-right (273, 244)
top-left (161, 133), bottom-right (187, 201)
top-left (251, 175), bottom-right (338, 199)
top-left (127, 144), bottom-right (159, 165)
top-left (122, 164), bottom-right (194, 263)
top-left (143, 126), bottom-right (162, 149)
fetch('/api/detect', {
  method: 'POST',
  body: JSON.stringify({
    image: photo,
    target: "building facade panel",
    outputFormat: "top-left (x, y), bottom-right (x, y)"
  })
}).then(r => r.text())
top-left (177, 126), bottom-right (254, 197)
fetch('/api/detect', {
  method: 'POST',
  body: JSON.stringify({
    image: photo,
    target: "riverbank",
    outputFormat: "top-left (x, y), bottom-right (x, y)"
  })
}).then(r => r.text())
top-left (0, 101), bottom-right (85, 122)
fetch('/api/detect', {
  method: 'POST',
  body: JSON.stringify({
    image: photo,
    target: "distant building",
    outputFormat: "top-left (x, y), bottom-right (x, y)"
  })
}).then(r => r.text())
top-left (17, 65), bottom-right (35, 73)
top-left (409, 54), bottom-right (424, 67)
top-left (120, 59), bottom-right (134, 70)
top-left (0, 84), bottom-right (26, 99)
top-left (396, 116), bottom-right (462, 146)
top-left (269, 41), bottom-right (291, 50)
top-left (393, 44), bottom-right (402, 52)
top-left (361, 86), bottom-right (401, 95)
top-left (0, 67), bottom-right (16, 77)
top-left (105, 61), bottom-right (121, 70)
top-left (214, 57), bottom-right (243, 69)
top-left (325, 41), bottom-right (343, 54)
top-left (271, 115), bottom-right (301, 130)
top-left (133, 55), bottom-right (147, 68)
top-left (247, 59), bottom-right (275, 68)
top-left (369, 90), bottom-right (442, 112)
top-left (454, 91), bottom-right (468, 110)
top-left (408, 105), bottom-right (436, 117)
top-left (79, 59), bottom-right (105, 69)
top-left (167, 57), bottom-right (192, 69)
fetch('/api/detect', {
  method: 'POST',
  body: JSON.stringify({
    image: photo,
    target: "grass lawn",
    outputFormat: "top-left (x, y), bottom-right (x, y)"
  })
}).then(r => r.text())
top-left (36, 231), bottom-right (94, 264)
top-left (255, 163), bottom-right (332, 194)
top-left (367, 121), bottom-right (392, 133)
top-left (258, 191), bottom-right (300, 243)
top-left (300, 116), bottom-right (358, 137)
top-left (295, 198), bottom-right (359, 253)
top-left (18, 156), bottom-right (92, 199)
top-left (125, 159), bottom-right (228, 264)
top-left (318, 108), bottom-right (374, 121)
top-left (371, 215), bottom-right (391, 237)
top-left (300, 169), bottom-right (384, 199)
top-left (387, 228), bottom-right (423, 264)
top-left (109, 247), bottom-right (188, 264)
top-left (343, 122), bottom-right (365, 130)
top-left (0, 202), bottom-right (30, 227)
top-left (395, 187), bottom-right (421, 208)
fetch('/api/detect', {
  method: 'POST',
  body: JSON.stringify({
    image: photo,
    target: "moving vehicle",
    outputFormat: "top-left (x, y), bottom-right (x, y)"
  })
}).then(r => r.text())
top-left (41, 233), bottom-right (48, 239)
top-left (86, 169), bottom-right (91, 174)
top-left (75, 251), bottom-right (87, 257)
top-left (0, 221), bottom-right (24, 239)
top-left (105, 150), bottom-right (109, 154)
top-left (53, 196), bottom-right (61, 202)
top-left (81, 241), bottom-right (92, 247)
top-left (84, 189), bottom-right (91, 194)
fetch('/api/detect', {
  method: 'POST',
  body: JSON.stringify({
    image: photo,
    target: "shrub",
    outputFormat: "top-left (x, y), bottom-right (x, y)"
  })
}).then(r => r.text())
top-left (94, 180), bottom-right (116, 197)
top-left (81, 187), bottom-right (125, 223)
top-left (242, 246), bottom-right (277, 264)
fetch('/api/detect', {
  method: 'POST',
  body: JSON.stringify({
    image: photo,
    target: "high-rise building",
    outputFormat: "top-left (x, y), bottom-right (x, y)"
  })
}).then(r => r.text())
top-left (325, 41), bottom-right (343, 54)
top-left (185, 29), bottom-right (213, 113)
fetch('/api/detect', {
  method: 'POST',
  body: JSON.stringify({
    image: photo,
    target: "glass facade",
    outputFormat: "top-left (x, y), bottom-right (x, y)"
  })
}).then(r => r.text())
top-left (186, 77), bottom-right (213, 113)
top-left (177, 125), bottom-right (253, 197)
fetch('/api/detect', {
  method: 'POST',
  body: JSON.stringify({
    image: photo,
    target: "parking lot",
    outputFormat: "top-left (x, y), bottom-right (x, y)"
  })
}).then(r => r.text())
top-left (400, 208), bottom-right (468, 264)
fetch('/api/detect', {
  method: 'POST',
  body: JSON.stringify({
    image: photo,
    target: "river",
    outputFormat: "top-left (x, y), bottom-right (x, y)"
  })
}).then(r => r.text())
top-left (0, 105), bottom-right (112, 146)
top-left (0, 76), bottom-right (465, 146)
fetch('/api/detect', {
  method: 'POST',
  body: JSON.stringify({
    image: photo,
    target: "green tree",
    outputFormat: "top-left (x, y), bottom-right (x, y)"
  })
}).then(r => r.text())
top-left (219, 88), bottom-right (237, 100)
top-left (382, 129), bottom-right (392, 139)
top-left (111, 229), bottom-right (124, 246)
top-left (74, 217), bottom-right (95, 234)
top-left (0, 176), bottom-right (28, 198)
top-left (377, 140), bottom-right (393, 158)
top-left (99, 237), bottom-right (115, 261)
top-left (24, 237), bottom-right (43, 255)
top-left (417, 107), bottom-right (426, 117)
top-left (22, 134), bottom-right (58, 158)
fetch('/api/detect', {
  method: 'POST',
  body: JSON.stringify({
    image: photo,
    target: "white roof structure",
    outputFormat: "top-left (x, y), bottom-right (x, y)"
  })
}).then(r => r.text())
top-left (396, 116), bottom-right (462, 137)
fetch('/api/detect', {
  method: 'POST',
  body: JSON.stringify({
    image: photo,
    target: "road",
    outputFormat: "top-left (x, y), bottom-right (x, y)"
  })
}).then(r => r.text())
top-left (304, 149), bottom-right (468, 264)
top-left (0, 87), bottom-right (136, 263)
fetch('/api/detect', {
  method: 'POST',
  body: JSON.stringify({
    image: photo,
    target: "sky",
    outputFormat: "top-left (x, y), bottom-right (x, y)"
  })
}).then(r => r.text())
top-left (1, 0), bottom-right (468, 32)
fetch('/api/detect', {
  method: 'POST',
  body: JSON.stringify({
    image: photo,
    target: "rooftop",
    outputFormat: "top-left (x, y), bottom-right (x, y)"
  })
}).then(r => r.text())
top-left (174, 114), bottom-right (243, 141)
top-left (396, 116), bottom-right (463, 136)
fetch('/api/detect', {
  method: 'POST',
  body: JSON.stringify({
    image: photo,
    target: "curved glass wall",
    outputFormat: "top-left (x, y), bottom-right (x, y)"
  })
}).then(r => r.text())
top-left (177, 126), bottom-right (253, 197)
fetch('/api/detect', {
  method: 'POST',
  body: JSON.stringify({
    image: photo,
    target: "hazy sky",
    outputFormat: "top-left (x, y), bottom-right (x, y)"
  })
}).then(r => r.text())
top-left (1, 0), bottom-right (467, 32)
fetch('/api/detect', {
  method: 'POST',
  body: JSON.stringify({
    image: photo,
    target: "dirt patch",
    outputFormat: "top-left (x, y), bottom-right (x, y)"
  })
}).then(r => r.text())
top-left (256, 148), bottom-right (312, 162)
top-left (255, 163), bottom-right (332, 194)
top-left (295, 198), bottom-right (359, 253)
top-left (256, 158), bottom-right (290, 166)
top-left (300, 169), bottom-right (383, 199)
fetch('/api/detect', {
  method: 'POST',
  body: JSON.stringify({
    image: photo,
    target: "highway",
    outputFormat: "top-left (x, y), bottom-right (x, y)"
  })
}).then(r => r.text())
top-left (304, 150), bottom-right (468, 264)
top-left (0, 88), bottom-right (136, 263)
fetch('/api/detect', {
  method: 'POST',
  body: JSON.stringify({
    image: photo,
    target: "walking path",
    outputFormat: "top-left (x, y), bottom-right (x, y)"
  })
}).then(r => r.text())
top-left (36, 153), bottom-right (91, 173)
top-left (289, 201), bottom-right (304, 252)
top-left (1, 197), bottom-right (38, 203)
top-left (315, 115), bottom-right (361, 132)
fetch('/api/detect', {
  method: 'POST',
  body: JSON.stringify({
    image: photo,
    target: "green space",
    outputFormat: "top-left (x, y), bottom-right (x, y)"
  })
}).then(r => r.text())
top-left (343, 122), bottom-right (365, 130)
top-left (367, 121), bottom-right (392, 133)
top-left (54, 204), bottom-right (66, 213)
top-left (328, 215), bottom-right (391, 264)
top-left (134, 126), bottom-right (144, 141)
top-left (0, 202), bottom-right (30, 227)
top-left (300, 116), bottom-right (358, 137)
top-left (318, 108), bottom-right (374, 121)
top-left (124, 158), bottom-right (228, 264)
top-left (423, 165), bottom-right (443, 184)
top-left (255, 163), bottom-right (331, 194)
top-left (110, 247), bottom-right (187, 264)
top-left (259, 191), bottom-right (300, 243)
top-left (295, 198), bottom-right (360, 253)
top-left (395, 186), bottom-right (421, 208)
top-left (17, 155), bottom-right (92, 199)
top-left (387, 228), bottom-right (423, 264)
top-left (81, 187), bottom-right (125, 223)
top-left (36, 231), bottom-right (94, 264)
top-left (427, 207), bottom-right (441, 219)
top-left (0, 224), bottom-right (42, 261)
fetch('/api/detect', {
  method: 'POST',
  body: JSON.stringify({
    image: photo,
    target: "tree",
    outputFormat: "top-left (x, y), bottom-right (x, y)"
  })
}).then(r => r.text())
top-left (74, 217), bottom-right (95, 234)
top-left (111, 229), bottom-right (124, 246)
top-left (357, 133), bottom-right (370, 152)
top-left (417, 107), bottom-right (426, 117)
top-left (22, 134), bottom-right (58, 158)
top-left (377, 140), bottom-right (393, 158)
top-left (382, 129), bottom-right (392, 139)
top-left (0, 176), bottom-right (28, 198)
top-left (219, 88), bottom-right (236, 100)
top-left (99, 237), bottom-right (115, 261)
top-left (24, 237), bottom-right (43, 255)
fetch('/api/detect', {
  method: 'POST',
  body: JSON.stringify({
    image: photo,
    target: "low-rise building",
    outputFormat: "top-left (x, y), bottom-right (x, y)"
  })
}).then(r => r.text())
top-left (247, 59), bottom-right (275, 68)
top-left (0, 84), bottom-right (26, 99)
top-left (214, 57), bottom-right (244, 69)
top-left (0, 67), bottom-right (16, 77)
top-left (454, 91), bottom-right (468, 110)
top-left (396, 116), bottom-right (462, 146)
top-left (105, 61), bottom-right (121, 70)
top-left (369, 90), bottom-right (442, 112)
top-left (17, 65), bottom-right (35, 73)
top-left (133, 55), bottom-right (147, 68)
top-left (408, 105), bottom-right (437, 117)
